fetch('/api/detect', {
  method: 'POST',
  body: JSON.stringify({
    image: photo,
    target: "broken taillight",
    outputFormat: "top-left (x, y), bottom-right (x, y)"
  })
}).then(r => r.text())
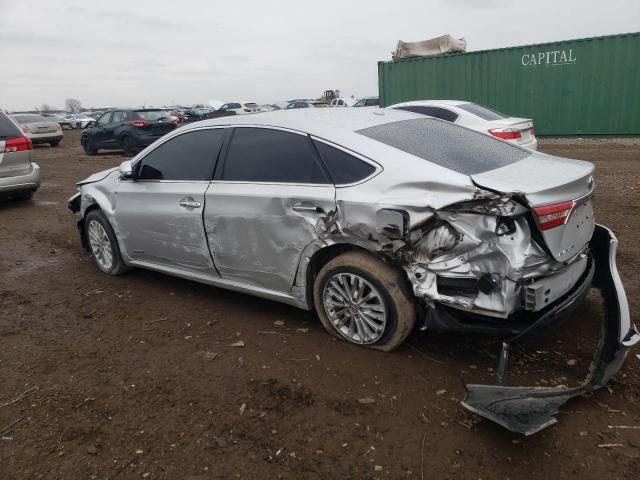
top-left (488, 128), bottom-right (522, 140)
top-left (533, 201), bottom-right (574, 230)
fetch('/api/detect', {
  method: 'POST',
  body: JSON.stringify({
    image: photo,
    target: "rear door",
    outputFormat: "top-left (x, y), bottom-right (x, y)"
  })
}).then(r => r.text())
top-left (205, 126), bottom-right (336, 292)
top-left (0, 113), bottom-right (31, 177)
top-left (115, 127), bottom-right (225, 273)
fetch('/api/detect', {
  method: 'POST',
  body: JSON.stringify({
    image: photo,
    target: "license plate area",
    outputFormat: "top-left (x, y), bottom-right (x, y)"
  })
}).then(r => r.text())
top-left (523, 254), bottom-right (588, 311)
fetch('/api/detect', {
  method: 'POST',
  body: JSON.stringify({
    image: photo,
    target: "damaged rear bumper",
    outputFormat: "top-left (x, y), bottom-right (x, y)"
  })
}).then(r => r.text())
top-left (461, 224), bottom-right (639, 435)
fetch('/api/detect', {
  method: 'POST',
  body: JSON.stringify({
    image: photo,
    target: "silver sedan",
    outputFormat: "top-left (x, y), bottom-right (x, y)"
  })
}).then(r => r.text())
top-left (68, 109), bottom-right (637, 432)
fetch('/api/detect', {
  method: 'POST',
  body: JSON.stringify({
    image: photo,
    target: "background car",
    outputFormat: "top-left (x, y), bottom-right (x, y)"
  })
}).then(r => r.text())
top-left (63, 113), bottom-right (95, 129)
top-left (80, 109), bottom-right (177, 156)
top-left (329, 97), bottom-right (354, 107)
top-left (0, 111), bottom-right (40, 199)
top-left (389, 100), bottom-right (537, 150)
top-left (353, 96), bottom-right (379, 107)
top-left (41, 113), bottom-right (74, 130)
top-left (217, 102), bottom-right (259, 115)
top-left (285, 101), bottom-right (328, 109)
top-left (11, 113), bottom-right (63, 146)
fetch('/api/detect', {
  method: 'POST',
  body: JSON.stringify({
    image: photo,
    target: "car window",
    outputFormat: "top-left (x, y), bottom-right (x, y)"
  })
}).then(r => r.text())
top-left (111, 111), bottom-right (125, 123)
top-left (353, 99), bottom-right (366, 107)
top-left (96, 112), bottom-right (112, 126)
top-left (0, 112), bottom-right (21, 140)
top-left (313, 140), bottom-right (376, 185)
top-left (357, 118), bottom-right (530, 175)
top-left (134, 111), bottom-right (169, 121)
top-left (13, 114), bottom-right (48, 123)
top-left (229, 103), bottom-right (242, 109)
top-left (285, 103), bottom-right (296, 109)
top-left (457, 103), bottom-right (508, 121)
top-left (221, 128), bottom-right (329, 184)
top-left (410, 106), bottom-right (459, 122)
top-left (244, 103), bottom-right (258, 108)
top-left (137, 129), bottom-right (224, 181)
top-left (365, 98), bottom-right (379, 107)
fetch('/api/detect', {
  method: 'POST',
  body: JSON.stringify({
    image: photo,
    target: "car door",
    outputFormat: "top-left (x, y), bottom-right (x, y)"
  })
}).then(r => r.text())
top-left (114, 127), bottom-right (226, 274)
top-left (205, 126), bottom-right (336, 293)
top-left (102, 111), bottom-right (125, 148)
top-left (91, 112), bottom-right (113, 147)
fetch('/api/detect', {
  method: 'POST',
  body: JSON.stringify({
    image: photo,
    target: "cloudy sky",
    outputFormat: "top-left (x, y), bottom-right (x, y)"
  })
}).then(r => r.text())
top-left (0, 0), bottom-right (638, 111)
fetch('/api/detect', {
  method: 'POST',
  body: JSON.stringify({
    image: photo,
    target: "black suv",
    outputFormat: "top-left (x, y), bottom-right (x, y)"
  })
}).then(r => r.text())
top-left (81, 109), bottom-right (177, 156)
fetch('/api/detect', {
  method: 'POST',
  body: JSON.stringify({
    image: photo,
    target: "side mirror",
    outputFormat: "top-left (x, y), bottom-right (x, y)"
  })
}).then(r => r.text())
top-left (119, 160), bottom-right (134, 179)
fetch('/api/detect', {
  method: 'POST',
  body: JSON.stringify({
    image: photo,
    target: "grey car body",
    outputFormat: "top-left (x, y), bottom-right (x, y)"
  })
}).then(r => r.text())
top-left (68, 108), bottom-right (637, 434)
top-left (0, 111), bottom-right (41, 197)
top-left (11, 114), bottom-right (63, 146)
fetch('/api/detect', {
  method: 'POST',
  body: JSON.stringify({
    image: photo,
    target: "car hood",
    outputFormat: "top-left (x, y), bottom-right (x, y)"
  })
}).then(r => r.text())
top-left (77, 167), bottom-right (118, 186)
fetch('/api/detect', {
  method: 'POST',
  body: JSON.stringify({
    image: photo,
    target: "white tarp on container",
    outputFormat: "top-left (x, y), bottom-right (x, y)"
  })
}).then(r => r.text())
top-left (392, 34), bottom-right (466, 60)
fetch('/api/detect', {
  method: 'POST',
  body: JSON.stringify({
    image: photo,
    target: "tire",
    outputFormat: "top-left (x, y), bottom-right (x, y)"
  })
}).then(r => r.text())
top-left (50, 140), bottom-right (60, 147)
top-left (313, 251), bottom-right (416, 352)
top-left (84, 210), bottom-right (129, 276)
top-left (82, 136), bottom-right (97, 155)
top-left (121, 136), bottom-right (137, 157)
top-left (11, 190), bottom-right (34, 201)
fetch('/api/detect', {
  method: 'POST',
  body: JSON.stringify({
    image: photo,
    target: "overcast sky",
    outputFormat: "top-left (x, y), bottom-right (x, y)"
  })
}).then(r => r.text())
top-left (0, 0), bottom-right (638, 111)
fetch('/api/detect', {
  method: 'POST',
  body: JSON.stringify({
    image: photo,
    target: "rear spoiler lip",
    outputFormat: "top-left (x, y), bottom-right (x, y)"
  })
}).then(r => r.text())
top-left (461, 224), bottom-right (639, 435)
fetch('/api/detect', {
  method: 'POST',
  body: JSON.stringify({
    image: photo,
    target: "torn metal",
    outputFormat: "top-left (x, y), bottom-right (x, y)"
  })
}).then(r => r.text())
top-left (462, 225), bottom-right (639, 435)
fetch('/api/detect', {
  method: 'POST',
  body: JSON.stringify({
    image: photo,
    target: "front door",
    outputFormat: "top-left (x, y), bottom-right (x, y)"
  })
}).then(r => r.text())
top-left (205, 126), bottom-right (336, 293)
top-left (90, 111), bottom-right (112, 147)
top-left (114, 127), bottom-right (226, 274)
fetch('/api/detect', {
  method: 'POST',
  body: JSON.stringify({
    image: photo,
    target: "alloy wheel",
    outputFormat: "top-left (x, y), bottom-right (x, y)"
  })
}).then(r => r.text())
top-left (87, 220), bottom-right (114, 271)
top-left (322, 272), bottom-right (387, 344)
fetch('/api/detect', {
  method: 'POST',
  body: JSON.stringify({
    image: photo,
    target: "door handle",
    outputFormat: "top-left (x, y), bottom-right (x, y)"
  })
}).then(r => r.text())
top-left (179, 199), bottom-right (202, 209)
top-left (292, 204), bottom-right (324, 214)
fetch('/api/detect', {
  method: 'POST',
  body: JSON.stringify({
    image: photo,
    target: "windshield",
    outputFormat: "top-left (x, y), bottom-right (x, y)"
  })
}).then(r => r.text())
top-left (357, 118), bottom-right (529, 175)
top-left (12, 114), bottom-right (49, 123)
top-left (134, 110), bottom-right (170, 121)
top-left (458, 103), bottom-right (509, 121)
top-left (73, 114), bottom-right (93, 119)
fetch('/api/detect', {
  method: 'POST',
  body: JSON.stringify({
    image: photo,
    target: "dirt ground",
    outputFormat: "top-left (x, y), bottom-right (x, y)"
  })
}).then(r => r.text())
top-left (1, 131), bottom-right (639, 479)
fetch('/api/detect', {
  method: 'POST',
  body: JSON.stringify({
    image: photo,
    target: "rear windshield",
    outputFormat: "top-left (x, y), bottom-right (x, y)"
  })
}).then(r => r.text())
top-left (0, 112), bottom-right (21, 139)
top-left (458, 103), bottom-right (508, 121)
top-left (134, 110), bottom-right (170, 121)
top-left (13, 114), bottom-right (49, 123)
top-left (244, 103), bottom-right (258, 107)
top-left (357, 118), bottom-right (530, 175)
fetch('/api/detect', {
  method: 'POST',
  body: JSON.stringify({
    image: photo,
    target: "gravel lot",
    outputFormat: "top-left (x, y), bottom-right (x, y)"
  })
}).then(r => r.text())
top-left (1, 131), bottom-right (639, 479)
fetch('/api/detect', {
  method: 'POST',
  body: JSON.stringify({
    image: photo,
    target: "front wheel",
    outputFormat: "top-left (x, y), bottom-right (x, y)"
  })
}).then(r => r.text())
top-left (85, 210), bottom-right (129, 275)
top-left (82, 136), bottom-right (97, 155)
top-left (121, 136), bottom-right (137, 157)
top-left (313, 251), bottom-right (416, 352)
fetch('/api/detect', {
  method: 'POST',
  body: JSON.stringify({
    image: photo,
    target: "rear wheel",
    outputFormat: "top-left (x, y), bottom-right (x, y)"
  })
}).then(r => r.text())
top-left (313, 251), bottom-right (416, 352)
top-left (82, 136), bottom-right (97, 155)
top-left (85, 210), bottom-right (129, 275)
top-left (121, 136), bottom-right (137, 157)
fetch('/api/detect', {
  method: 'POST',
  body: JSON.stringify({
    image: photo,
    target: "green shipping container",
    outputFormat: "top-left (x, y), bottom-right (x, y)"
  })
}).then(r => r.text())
top-left (378, 32), bottom-right (640, 136)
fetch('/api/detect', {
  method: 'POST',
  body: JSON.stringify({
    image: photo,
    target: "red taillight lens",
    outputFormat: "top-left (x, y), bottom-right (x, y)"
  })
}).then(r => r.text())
top-left (3, 136), bottom-right (32, 153)
top-left (530, 127), bottom-right (535, 136)
top-left (243, 108), bottom-right (252, 112)
top-left (488, 128), bottom-right (522, 140)
top-left (130, 120), bottom-right (150, 127)
top-left (533, 201), bottom-right (574, 230)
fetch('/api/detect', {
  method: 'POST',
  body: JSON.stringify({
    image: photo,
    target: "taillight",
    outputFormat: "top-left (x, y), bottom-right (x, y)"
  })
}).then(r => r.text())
top-left (488, 128), bottom-right (522, 140)
top-left (533, 201), bottom-right (574, 230)
top-left (3, 136), bottom-right (33, 153)
top-left (129, 120), bottom-right (150, 127)
top-left (243, 108), bottom-right (252, 112)
top-left (530, 127), bottom-right (535, 136)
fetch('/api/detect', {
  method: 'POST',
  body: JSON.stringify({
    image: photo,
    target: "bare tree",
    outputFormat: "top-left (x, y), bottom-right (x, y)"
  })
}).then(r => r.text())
top-left (40, 104), bottom-right (52, 112)
top-left (65, 98), bottom-right (82, 112)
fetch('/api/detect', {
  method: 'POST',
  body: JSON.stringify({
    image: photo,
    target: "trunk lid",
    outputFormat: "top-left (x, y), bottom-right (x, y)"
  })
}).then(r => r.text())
top-left (25, 121), bottom-right (58, 134)
top-left (0, 114), bottom-right (32, 177)
top-left (471, 152), bottom-right (595, 262)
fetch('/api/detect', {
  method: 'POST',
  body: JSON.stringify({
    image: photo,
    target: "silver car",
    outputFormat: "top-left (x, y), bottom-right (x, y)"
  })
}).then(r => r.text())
top-left (11, 113), bottom-right (63, 147)
top-left (0, 111), bottom-right (41, 198)
top-left (68, 109), bottom-right (637, 432)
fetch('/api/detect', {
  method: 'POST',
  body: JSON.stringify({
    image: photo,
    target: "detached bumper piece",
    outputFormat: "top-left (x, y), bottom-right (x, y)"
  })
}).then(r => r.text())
top-left (462, 225), bottom-right (639, 435)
